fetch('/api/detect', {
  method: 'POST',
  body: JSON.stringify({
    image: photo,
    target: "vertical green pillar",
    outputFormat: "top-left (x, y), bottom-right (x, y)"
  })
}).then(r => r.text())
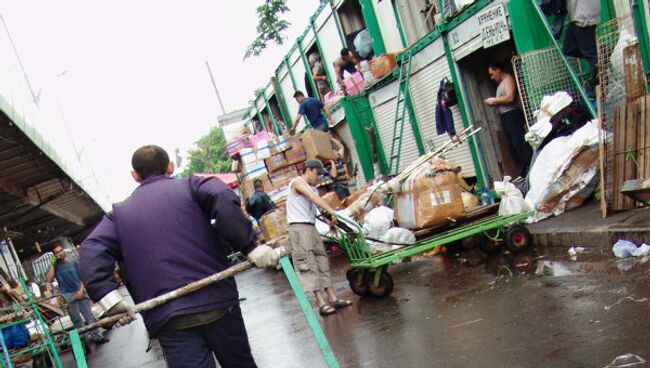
top-left (298, 36), bottom-right (319, 98)
top-left (271, 76), bottom-right (291, 129)
top-left (342, 95), bottom-right (377, 180)
top-left (329, 0), bottom-right (347, 47)
top-left (284, 55), bottom-right (308, 127)
top-left (261, 90), bottom-right (280, 135)
top-left (391, 0), bottom-right (409, 48)
top-left (310, 18), bottom-right (337, 91)
top-left (506, 0), bottom-right (553, 53)
top-left (632, 0), bottom-right (650, 88)
top-left (255, 102), bottom-right (265, 132)
top-left (442, 36), bottom-right (487, 189)
top-left (359, 0), bottom-right (387, 55)
top-left (69, 330), bottom-right (88, 368)
top-left (403, 86), bottom-right (425, 155)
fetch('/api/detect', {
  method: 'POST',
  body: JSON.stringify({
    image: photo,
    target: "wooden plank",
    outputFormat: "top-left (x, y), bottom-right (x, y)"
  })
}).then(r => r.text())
top-left (596, 86), bottom-right (608, 218)
top-left (638, 96), bottom-right (647, 182)
top-left (623, 99), bottom-right (637, 209)
top-left (613, 104), bottom-right (624, 209)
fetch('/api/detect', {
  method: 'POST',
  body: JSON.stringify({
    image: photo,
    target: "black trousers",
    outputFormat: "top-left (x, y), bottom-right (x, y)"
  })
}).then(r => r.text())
top-left (563, 22), bottom-right (598, 87)
top-left (157, 305), bottom-right (257, 368)
top-left (500, 109), bottom-right (533, 177)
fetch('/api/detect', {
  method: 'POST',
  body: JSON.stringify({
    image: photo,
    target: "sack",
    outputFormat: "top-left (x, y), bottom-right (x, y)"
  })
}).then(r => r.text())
top-left (441, 78), bottom-right (457, 107)
top-left (495, 176), bottom-right (531, 216)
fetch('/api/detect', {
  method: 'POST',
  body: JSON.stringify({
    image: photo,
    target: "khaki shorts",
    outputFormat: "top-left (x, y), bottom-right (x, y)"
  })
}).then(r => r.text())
top-left (288, 224), bottom-right (332, 293)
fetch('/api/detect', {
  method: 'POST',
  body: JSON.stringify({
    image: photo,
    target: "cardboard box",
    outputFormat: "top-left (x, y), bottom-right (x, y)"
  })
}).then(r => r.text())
top-left (240, 174), bottom-right (273, 199)
top-left (226, 136), bottom-right (252, 157)
top-left (322, 192), bottom-right (344, 210)
top-left (285, 136), bottom-right (307, 165)
top-left (265, 153), bottom-right (289, 173)
top-left (370, 54), bottom-right (397, 79)
top-left (269, 166), bottom-right (298, 188)
top-left (302, 129), bottom-right (337, 161)
top-left (269, 134), bottom-right (290, 155)
top-left (239, 147), bottom-right (257, 165)
top-left (241, 160), bottom-right (268, 182)
top-left (394, 169), bottom-right (465, 230)
top-left (259, 207), bottom-right (288, 240)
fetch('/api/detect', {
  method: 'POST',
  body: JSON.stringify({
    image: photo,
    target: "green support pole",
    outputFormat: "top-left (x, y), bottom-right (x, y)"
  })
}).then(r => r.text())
top-left (18, 278), bottom-right (63, 368)
top-left (279, 257), bottom-right (340, 368)
top-left (261, 91), bottom-right (280, 135)
top-left (441, 36), bottom-right (487, 189)
top-left (284, 56), bottom-right (308, 128)
top-left (359, 0), bottom-right (387, 55)
top-left (342, 96), bottom-right (377, 180)
top-left (69, 330), bottom-right (88, 368)
top-left (271, 77), bottom-right (291, 129)
top-left (329, 0), bottom-right (347, 48)
top-left (404, 89), bottom-right (426, 155)
top-left (255, 103), bottom-right (265, 131)
top-left (631, 0), bottom-right (650, 88)
top-left (311, 18), bottom-right (337, 91)
top-left (391, 0), bottom-right (409, 48)
top-left (298, 37), bottom-right (319, 99)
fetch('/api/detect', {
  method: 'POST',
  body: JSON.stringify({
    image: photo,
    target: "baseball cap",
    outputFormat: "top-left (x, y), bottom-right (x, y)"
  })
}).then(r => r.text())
top-left (304, 159), bottom-right (327, 174)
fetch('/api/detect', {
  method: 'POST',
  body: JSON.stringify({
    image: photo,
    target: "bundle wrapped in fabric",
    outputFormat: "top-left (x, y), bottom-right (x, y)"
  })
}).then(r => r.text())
top-left (259, 207), bottom-right (288, 240)
top-left (394, 160), bottom-right (465, 230)
top-left (341, 181), bottom-right (387, 221)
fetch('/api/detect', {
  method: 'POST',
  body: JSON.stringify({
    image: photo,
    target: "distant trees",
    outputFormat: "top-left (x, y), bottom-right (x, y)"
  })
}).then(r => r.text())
top-left (181, 127), bottom-right (231, 177)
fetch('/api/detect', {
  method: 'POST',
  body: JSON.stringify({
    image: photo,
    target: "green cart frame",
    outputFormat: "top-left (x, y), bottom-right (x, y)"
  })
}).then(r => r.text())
top-left (324, 211), bottom-right (534, 297)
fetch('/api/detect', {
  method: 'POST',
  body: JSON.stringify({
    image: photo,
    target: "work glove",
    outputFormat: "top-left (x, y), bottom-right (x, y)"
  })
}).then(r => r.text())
top-left (247, 245), bottom-right (281, 268)
top-left (50, 255), bottom-right (59, 267)
top-left (98, 289), bottom-right (136, 327)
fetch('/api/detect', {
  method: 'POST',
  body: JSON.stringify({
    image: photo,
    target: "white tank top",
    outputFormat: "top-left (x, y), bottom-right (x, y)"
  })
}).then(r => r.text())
top-left (287, 177), bottom-right (318, 224)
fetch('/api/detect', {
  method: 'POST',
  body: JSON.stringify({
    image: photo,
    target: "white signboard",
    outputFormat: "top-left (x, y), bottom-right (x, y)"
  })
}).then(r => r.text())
top-left (478, 3), bottom-right (510, 48)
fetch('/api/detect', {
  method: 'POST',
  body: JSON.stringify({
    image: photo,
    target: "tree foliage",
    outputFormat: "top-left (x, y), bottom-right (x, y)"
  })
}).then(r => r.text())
top-left (181, 127), bottom-right (232, 177)
top-left (244, 0), bottom-right (290, 59)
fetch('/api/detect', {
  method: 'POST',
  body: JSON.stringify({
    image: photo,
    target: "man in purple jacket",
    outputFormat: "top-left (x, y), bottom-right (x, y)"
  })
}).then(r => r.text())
top-left (80, 145), bottom-right (279, 368)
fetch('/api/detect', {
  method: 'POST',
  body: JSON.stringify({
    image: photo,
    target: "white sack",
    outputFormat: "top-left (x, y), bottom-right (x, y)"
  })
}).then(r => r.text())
top-left (380, 227), bottom-right (416, 245)
top-left (362, 206), bottom-right (394, 239)
top-left (495, 176), bottom-right (531, 216)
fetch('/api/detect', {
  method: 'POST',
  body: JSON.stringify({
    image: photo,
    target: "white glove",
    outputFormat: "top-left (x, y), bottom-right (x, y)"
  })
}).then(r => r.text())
top-left (247, 245), bottom-right (281, 268)
top-left (98, 289), bottom-right (136, 327)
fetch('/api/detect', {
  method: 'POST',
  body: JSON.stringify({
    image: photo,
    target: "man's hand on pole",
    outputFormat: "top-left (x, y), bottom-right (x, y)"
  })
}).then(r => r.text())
top-left (247, 245), bottom-right (281, 268)
top-left (99, 289), bottom-right (136, 327)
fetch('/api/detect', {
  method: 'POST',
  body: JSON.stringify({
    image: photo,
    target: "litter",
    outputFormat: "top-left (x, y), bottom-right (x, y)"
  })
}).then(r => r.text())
top-left (449, 318), bottom-right (483, 329)
top-left (604, 296), bottom-right (649, 311)
top-left (612, 240), bottom-right (648, 258)
top-left (603, 353), bottom-right (646, 367)
top-left (632, 244), bottom-right (650, 257)
top-left (568, 246), bottom-right (585, 256)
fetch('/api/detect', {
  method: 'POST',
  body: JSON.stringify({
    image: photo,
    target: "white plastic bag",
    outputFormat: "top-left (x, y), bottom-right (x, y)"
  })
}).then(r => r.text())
top-left (362, 206), bottom-right (394, 239)
top-left (494, 176), bottom-right (531, 216)
top-left (612, 239), bottom-right (638, 258)
top-left (380, 227), bottom-right (415, 245)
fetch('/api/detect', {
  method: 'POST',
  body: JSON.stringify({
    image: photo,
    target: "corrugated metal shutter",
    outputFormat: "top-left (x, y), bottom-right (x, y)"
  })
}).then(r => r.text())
top-left (278, 66), bottom-right (299, 119)
top-left (369, 81), bottom-right (421, 172)
top-left (409, 57), bottom-right (477, 177)
top-left (453, 35), bottom-right (481, 60)
top-left (334, 121), bottom-right (364, 188)
top-left (315, 11), bottom-right (343, 85)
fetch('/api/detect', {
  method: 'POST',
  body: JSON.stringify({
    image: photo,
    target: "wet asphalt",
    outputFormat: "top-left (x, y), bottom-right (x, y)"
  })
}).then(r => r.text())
top-left (68, 244), bottom-right (650, 368)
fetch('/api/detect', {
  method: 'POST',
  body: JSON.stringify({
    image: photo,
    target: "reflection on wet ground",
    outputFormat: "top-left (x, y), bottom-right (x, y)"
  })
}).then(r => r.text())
top-left (74, 244), bottom-right (650, 368)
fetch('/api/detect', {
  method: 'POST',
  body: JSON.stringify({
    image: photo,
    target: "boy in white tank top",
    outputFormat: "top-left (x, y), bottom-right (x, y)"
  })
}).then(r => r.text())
top-left (287, 159), bottom-right (353, 316)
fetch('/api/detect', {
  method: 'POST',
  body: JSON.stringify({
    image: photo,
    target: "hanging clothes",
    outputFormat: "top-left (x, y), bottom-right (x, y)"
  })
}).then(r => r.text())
top-left (435, 78), bottom-right (456, 136)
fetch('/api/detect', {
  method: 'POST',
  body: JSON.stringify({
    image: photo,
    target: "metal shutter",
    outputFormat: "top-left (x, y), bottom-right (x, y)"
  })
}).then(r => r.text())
top-left (368, 81), bottom-right (421, 172)
top-left (315, 8), bottom-right (343, 85)
top-left (334, 121), bottom-right (364, 189)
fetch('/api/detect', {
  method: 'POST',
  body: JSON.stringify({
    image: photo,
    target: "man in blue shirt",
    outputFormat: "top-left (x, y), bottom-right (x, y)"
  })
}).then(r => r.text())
top-left (290, 91), bottom-right (332, 134)
top-left (46, 245), bottom-right (109, 345)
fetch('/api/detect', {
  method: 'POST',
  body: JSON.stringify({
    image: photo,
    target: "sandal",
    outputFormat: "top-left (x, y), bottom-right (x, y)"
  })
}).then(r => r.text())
top-left (329, 299), bottom-right (353, 310)
top-left (319, 304), bottom-right (336, 316)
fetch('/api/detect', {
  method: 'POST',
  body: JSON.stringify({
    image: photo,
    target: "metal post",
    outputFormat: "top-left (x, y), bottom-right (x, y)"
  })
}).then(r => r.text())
top-left (358, 0), bottom-right (387, 55)
top-left (5, 237), bottom-right (26, 281)
top-left (298, 37), bottom-right (319, 99)
top-left (329, 0), bottom-right (347, 48)
top-left (261, 91), bottom-right (280, 135)
top-left (310, 18), bottom-right (336, 92)
top-left (69, 330), bottom-right (88, 368)
top-left (390, 0), bottom-right (409, 48)
top-left (631, 0), bottom-right (650, 88)
top-left (205, 61), bottom-right (227, 115)
top-left (271, 77), bottom-right (291, 129)
top-left (278, 257), bottom-right (340, 368)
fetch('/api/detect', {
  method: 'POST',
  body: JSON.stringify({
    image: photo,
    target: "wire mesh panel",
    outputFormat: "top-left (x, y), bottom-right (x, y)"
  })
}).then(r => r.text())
top-left (513, 47), bottom-right (588, 127)
top-left (596, 15), bottom-right (644, 210)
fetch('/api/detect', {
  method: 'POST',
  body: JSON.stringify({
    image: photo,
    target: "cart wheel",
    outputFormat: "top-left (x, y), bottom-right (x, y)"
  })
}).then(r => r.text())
top-left (505, 225), bottom-right (533, 253)
top-left (479, 230), bottom-right (503, 254)
top-left (347, 269), bottom-right (369, 296)
top-left (367, 271), bottom-right (394, 298)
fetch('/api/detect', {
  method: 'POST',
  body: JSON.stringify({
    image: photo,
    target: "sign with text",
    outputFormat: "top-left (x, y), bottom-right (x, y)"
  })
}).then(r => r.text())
top-left (478, 3), bottom-right (510, 48)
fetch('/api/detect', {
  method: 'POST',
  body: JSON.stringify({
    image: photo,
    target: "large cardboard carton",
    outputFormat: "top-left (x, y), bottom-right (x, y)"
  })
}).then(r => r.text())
top-left (370, 54), bottom-right (397, 79)
top-left (269, 166), bottom-right (298, 188)
top-left (285, 136), bottom-right (307, 165)
top-left (240, 174), bottom-right (274, 199)
top-left (259, 207), bottom-right (288, 240)
top-left (242, 160), bottom-right (267, 180)
top-left (226, 136), bottom-right (251, 157)
top-left (265, 153), bottom-right (289, 173)
top-left (322, 192), bottom-right (344, 210)
top-left (394, 165), bottom-right (465, 230)
top-left (269, 134), bottom-right (290, 155)
top-left (302, 129), bottom-right (336, 161)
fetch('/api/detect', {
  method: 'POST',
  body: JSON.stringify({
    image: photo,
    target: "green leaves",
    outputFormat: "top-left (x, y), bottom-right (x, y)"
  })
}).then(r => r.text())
top-left (244, 0), bottom-right (291, 59)
top-left (181, 127), bottom-right (232, 177)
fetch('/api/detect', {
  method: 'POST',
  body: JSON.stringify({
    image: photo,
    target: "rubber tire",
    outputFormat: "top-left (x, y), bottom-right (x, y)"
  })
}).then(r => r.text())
top-left (367, 271), bottom-right (394, 298)
top-left (347, 269), bottom-right (369, 296)
top-left (478, 230), bottom-right (503, 254)
top-left (504, 225), bottom-right (533, 253)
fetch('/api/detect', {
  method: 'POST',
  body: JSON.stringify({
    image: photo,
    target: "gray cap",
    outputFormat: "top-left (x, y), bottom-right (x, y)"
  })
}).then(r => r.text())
top-left (304, 159), bottom-right (327, 174)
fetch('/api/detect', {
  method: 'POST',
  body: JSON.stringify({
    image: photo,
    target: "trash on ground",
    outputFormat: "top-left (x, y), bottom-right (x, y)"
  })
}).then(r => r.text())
top-left (612, 240), bottom-right (650, 258)
top-left (449, 318), bottom-right (483, 329)
top-left (604, 296), bottom-right (649, 311)
top-left (568, 246), bottom-right (586, 257)
top-left (603, 353), bottom-right (646, 367)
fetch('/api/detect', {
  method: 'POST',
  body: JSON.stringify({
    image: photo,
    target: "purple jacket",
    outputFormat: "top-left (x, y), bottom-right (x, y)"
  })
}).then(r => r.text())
top-left (80, 175), bottom-right (257, 336)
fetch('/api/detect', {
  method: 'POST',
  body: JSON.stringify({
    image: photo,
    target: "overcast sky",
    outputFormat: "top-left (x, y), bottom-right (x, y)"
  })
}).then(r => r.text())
top-left (1, 1), bottom-right (316, 203)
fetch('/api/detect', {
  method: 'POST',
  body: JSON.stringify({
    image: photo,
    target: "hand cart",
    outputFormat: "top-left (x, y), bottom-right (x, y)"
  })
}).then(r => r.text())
top-left (324, 209), bottom-right (534, 298)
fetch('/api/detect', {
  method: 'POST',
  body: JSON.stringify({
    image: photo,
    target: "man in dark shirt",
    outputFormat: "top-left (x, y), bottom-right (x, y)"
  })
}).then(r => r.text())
top-left (80, 145), bottom-right (280, 368)
top-left (46, 245), bottom-right (109, 345)
top-left (290, 91), bottom-right (332, 134)
top-left (245, 179), bottom-right (276, 221)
